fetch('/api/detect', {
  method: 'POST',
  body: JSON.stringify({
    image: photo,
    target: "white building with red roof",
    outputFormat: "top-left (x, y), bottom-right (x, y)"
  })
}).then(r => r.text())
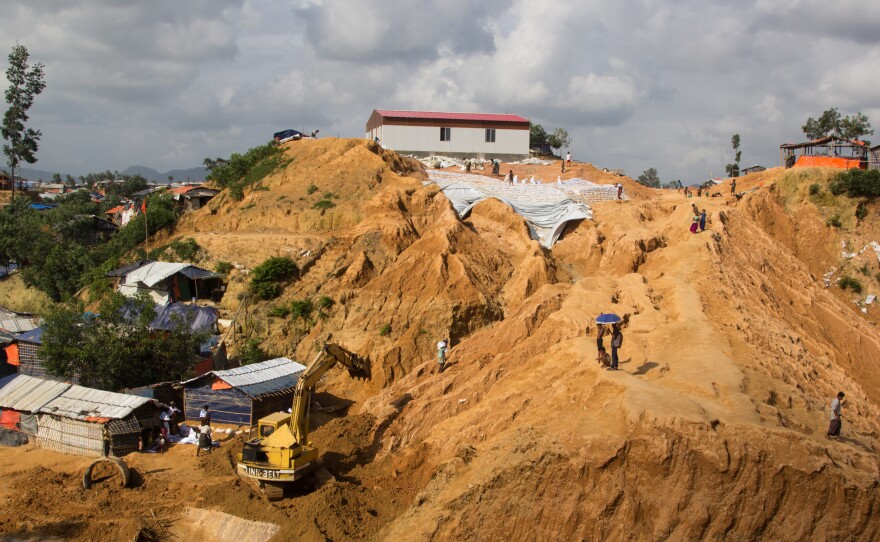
top-left (365, 109), bottom-right (530, 161)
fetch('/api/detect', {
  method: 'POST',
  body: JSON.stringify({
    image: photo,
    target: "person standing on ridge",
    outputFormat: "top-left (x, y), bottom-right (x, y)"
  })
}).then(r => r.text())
top-left (826, 391), bottom-right (845, 439)
top-left (596, 324), bottom-right (606, 353)
top-left (699, 209), bottom-right (707, 232)
top-left (616, 183), bottom-right (623, 200)
top-left (566, 151), bottom-right (571, 167)
top-left (730, 178), bottom-right (736, 195)
top-left (437, 340), bottom-right (448, 373)
top-left (610, 324), bottom-right (623, 370)
top-left (690, 212), bottom-right (700, 234)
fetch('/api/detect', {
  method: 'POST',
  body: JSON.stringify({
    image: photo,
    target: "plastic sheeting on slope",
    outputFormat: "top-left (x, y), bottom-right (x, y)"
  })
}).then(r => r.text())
top-left (428, 170), bottom-right (620, 248)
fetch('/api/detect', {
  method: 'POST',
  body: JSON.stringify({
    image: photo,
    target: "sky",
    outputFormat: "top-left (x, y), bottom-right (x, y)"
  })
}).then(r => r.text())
top-left (1, 0), bottom-right (879, 183)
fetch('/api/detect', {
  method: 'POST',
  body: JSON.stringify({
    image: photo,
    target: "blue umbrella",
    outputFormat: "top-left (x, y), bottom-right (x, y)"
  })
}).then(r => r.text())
top-left (595, 313), bottom-right (622, 324)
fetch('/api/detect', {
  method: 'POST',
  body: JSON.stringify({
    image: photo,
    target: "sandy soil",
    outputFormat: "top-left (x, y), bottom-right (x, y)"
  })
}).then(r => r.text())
top-left (2, 140), bottom-right (880, 541)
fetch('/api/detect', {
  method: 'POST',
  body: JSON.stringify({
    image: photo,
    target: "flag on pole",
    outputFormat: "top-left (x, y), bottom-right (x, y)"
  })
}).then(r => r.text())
top-left (141, 199), bottom-right (147, 215)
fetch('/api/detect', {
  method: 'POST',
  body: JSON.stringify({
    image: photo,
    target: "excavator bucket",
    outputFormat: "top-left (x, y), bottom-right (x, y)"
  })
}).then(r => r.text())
top-left (324, 343), bottom-right (371, 380)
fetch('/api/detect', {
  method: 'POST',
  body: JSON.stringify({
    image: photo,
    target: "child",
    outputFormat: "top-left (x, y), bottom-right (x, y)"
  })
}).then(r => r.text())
top-left (596, 347), bottom-right (611, 368)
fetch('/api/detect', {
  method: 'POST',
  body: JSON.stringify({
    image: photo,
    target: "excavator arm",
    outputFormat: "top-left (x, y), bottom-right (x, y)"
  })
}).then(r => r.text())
top-left (290, 343), bottom-right (370, 445)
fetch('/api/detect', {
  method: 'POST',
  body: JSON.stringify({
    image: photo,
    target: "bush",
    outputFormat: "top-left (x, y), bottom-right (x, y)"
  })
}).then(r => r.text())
top-left (856, 203), bottom-right (869, 222)
top-left (169, 237), bottom-right (200, 261)
top-left (859, 264), bottom-right (870, 276)
top-left (316, 296), bottom-right (334, 310)
top-left (829, 169), bottom-right (880, 199)
top-left (239, 338), bottom-right (271, 365)
top-left (839, 276), bottom-right (863, 293)
top-left (809, 183), bottom-right (821, 196)
top-left (290, 299), bottom-right (314, 321)
top-left (827, 215), bottom-right (843, 228)
top-left (307, 184), bottom-right (318, 195)
top-left (314, 200), bottom-right (336, 211)
top-left (268, 305), bottom-right (290, 318)
top-left (207, 144), bottom-right (283, 188)
top-left (215, 261), bottom-right (233, 275)
top-left (229, 184), bottom-right (244, 201)
top-left (249, 256), bottom-right (297, 300)
top-left (379, 324), bottom-right (392, 336)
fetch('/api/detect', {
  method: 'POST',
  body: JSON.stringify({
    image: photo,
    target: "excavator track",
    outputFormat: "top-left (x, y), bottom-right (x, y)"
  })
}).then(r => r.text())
top-left (261, 481), bottom-right (285, 501)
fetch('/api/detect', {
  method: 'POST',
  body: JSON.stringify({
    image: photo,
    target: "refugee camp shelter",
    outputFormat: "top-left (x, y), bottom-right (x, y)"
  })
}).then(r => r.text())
top-left (366, 110), bottom-right (530, 161)
top-left (182, 357), bottom-right (307, 426)
top-left (5, 327), bottom-right (75, 383)
top-left (114, 261), bottom-right (224, 304)
top-left (0, 374), bottom-right (71, 438)
top-left (170, 185), bottom-right (220, 212)
top-left (0, 332), bottom-right (15, 379)
top-left (741, 165), bottom-right (766, 175)
top-left (37, 384), bottom-right (164, 457)
top-left (870, 145), bottom-right (880, 171)
top-left (780, 137), bottom-right (868, 169)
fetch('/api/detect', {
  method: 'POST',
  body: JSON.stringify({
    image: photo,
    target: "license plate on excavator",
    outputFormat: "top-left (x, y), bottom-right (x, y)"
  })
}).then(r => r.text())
top-left (243, 466), bottom-right (280, 479)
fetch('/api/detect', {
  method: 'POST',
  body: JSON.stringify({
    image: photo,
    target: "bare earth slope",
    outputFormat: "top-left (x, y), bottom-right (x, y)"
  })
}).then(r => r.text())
top-left (2, 141), bottom-right (879, 541)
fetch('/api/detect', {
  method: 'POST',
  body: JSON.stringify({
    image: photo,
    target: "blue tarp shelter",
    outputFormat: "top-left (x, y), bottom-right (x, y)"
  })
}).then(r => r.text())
top-left (182, 357), bottom-right (306, 426)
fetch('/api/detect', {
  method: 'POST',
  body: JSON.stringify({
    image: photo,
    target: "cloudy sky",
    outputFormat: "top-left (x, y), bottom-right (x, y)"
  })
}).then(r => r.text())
top-left (1, 0), bottom-right (879, 183)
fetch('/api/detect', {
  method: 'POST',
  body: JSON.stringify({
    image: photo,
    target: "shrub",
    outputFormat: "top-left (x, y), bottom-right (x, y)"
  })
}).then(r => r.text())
top-left (809, 183), bottom-right (821, 196)
top-left (316, 296), bottom-right (334, 310)
top-left (239, 338), bottom-right (271, 365)
top-left (268, 305), bottom-right (290, 318)
top-left (249, 256), bottom-right (298, 300)
top-left (323, 192), bottom-right (338, 199)
top-left (207, 144), bottom-right (283, 188)
top-left (839, 276), bottom-right (863, 293)
top-left (215, 261), bottom-right (233, 275)
top-left (290, 299), bottom-right (314, 321)
top-left (229, 184), bottom-right (244, 201)
top-left (829, 169), bottom-right (880, 199)
top-left (313, 200), bottom-right (336, 211)
top-left (856, 203), bottom-right (869, 222)
top-left (859, 264), bottom-right (870, 276)
top-left (826, 215), bottom-right (842, 228)
top-left (379, 324), bottom-right (392, 336)
top-left (169, 237), bottom-right (200, 261)
top-left (307, 184), bottom-right (318, 195)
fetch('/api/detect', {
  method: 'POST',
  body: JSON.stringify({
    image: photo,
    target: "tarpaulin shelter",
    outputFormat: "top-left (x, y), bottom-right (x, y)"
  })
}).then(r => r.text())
top-left (780, 136), bottom-right (868, 169)
top-left (37, 384), bottom-right (164, 457)
top-left (170, 185), bottom-right (220, 212)
top-left (115, 261), bottom-right (223, 304)
top-left (0, 374), bottom-right (72, 438)
top-left (182, 357), bottom-right (307, 426)
top-left (10, 327), bottom-right (73, 383)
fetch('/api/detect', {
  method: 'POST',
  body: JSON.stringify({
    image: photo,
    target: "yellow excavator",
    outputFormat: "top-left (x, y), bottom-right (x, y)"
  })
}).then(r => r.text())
top-left (237, 343), bottom-right (370, 499)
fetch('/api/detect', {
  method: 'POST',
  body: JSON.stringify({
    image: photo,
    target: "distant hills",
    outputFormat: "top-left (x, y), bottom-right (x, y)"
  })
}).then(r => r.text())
top-left (13, 165), bottom-right (208, 184)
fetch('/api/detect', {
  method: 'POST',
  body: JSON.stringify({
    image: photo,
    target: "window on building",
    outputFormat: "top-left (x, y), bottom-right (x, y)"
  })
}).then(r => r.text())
top-left (485, 128), bottom-right (496, 143)
top-left (440, 127), bottom-right (451, 141)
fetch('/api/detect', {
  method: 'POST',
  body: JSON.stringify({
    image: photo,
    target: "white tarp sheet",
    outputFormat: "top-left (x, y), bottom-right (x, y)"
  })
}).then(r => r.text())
top-left (428, 170), bottom-right (621, 248)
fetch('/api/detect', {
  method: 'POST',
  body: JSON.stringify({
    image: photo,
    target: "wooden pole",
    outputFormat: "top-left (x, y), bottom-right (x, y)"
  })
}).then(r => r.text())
top-left (144, 199), bottom-right (148, 245)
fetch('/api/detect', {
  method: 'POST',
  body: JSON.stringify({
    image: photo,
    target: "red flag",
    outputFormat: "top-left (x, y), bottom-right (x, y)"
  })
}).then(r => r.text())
top-left (141, 199), bottom-right (147, 215)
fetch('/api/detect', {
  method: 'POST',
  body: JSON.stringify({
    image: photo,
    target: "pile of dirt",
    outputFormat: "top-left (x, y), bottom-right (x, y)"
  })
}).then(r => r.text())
top-left (4, 141), bottom-right (880, 540)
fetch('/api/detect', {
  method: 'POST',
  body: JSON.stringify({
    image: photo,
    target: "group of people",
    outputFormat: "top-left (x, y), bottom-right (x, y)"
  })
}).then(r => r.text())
top-left (595, 323), bottom-right (623, 371)
top-left (689, 204), bottom-right (707, 234)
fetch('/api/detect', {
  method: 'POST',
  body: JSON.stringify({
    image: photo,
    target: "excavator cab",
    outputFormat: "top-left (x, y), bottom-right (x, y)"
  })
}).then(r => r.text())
top-left (256, 412), bottom-right (291, 438)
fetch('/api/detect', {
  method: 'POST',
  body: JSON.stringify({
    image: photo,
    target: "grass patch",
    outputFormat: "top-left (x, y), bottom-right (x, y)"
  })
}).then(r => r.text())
top-left (290, 299), bottom-right (314, 321)
top-left (215, 261), bottom-right (233, 275)
top-left (307, 184), bottom-right (318, 195)
top-left (826, 215), bottom-right (842, 228)
top-left (313, 200), bottom-right (336, 211)
top-left (268, 305), bottom-right (290, 318)
top-left (379, 324), bottom-right (392, 336)
top-left (809, 183), bottom-right (821, 196)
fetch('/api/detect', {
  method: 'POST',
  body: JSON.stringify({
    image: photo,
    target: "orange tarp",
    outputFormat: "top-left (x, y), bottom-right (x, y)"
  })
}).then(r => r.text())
top-left (0, 409), bottom-right (20, 430)
top-left (194, 357), bottom-right (214, 376)
top-left (211, 377), bottom-right (232, 390)
top-left (4, 343), bottom-right (19, 366)
top-left (795, 155), bottom-right (863, 169)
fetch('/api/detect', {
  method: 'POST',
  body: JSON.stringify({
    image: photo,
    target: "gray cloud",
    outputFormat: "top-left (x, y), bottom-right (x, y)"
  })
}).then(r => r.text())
top-left (0, 0), bottom-right (877, 183)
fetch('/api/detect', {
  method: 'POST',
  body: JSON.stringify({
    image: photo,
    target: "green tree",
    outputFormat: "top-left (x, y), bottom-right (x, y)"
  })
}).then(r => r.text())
top-left (547, 128), bottom-right (572, 151)
top-left (529, 124), bottom-right (548, 148)
top-left (637, 167), bottom-right (660, 188)
top-left (41, 292), bottom-right (210, 390)
top-left (51, 172), bottom-right (61, 183)
top-left (839, 112), bottom-right (873, 142)
top-left (2, 44), bottom-right (46, 199)
top-left (802, 108), bottom-right (841, 140)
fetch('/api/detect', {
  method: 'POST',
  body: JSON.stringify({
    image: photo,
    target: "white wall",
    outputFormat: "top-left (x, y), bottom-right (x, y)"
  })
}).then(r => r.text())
top-left (365, 125), bottom-right (528, 157)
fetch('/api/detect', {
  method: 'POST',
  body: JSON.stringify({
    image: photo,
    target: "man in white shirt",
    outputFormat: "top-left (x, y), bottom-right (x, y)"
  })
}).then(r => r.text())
top-left (437, 340), bottom-right (448, 373)
top-left (826, 391), bottom-right (845, 438)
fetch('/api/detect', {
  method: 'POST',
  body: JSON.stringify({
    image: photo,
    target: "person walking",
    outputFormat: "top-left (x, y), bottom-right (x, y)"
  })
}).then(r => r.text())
top-left (826, 392), bottom-right (845, 439)
top-left (196, 423), bottom-right (213, 456)
top-left (610, 324), bottom-right (623, 370)
top-left (699, 209), bottom-right (707, 232)
top-left (566, 151), bottom-right (571, 167)
top-left (689, 212), bottom-right (700, 234)
top-left (730, 179), bottom-right (736, 195)
top-left (616, 183), bottom-right (623, 200)
top-left (437, 340), bottom-right (448, 373)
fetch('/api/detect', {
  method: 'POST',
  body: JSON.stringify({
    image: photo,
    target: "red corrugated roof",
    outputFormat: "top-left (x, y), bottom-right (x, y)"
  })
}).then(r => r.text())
top-left (106, 205), bottom-right (125, 214)
top-left (375, 110), bottom-right (529, 123)
top-left (170, 185), bottom-right (198, 195)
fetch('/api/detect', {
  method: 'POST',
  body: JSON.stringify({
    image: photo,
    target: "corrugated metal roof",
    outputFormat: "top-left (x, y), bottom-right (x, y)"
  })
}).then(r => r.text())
top-left (0, 375), bottom-right (72, 413)
top-left (185, 357), bottom-right (307, 398)
top-left (375, 109), bottom-right (529, 123)
top-left (38, 385), bottom-right (156, 420)
top-left (15, 327), bottom-right (44, 345)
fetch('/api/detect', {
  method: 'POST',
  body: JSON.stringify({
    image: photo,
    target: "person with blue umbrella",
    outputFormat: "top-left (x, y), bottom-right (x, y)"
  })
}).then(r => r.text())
top-left (595, 314), bottom-right (623, 370)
